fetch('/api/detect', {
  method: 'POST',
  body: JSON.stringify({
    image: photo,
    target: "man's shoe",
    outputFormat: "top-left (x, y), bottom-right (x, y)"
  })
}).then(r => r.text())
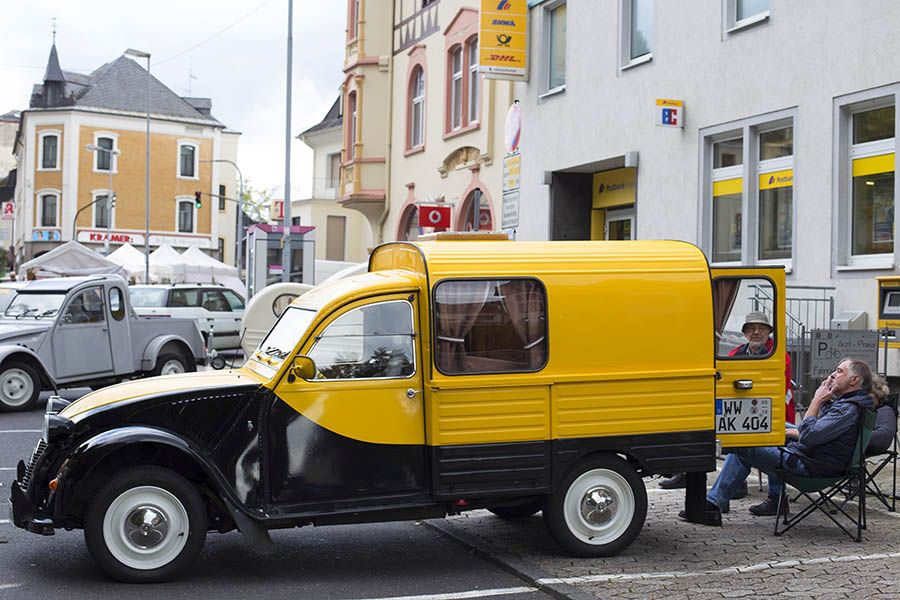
top-left (749, 496), bottom-right (789, 516)
top-left (659, 473), bottom-right (687, 489)
top-left (732, 480), bottom-right (748, 500)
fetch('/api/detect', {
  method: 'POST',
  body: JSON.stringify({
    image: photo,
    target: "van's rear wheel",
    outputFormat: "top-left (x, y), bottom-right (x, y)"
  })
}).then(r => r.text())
top-left (0, 361), bottom-right (40, 412)
top-left (84, 466), bottom-right (207, 583)
top-left (152, 348), bottom-right (195, 377)
top-left (544, 455), bottom-right (646, 557)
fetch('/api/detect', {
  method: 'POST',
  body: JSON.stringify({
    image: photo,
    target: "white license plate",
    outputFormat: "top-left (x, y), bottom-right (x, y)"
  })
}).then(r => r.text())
top-left (715, 397), bottom-right (772, 433)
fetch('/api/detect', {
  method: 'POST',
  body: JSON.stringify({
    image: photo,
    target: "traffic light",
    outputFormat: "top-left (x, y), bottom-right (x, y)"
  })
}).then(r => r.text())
top-left (194, 191), bottom-right (202, 209)
top-left (110, 193), bottom-right (117, 208)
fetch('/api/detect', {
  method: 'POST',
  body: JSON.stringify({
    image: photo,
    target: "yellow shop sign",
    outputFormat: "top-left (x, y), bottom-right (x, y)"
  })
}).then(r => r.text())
top-left (759, 169), bottom-right (794, 190)
top-left (593, 167), bottom-right (636, 209)
top-left (479, 0), bottom-right (528, 78)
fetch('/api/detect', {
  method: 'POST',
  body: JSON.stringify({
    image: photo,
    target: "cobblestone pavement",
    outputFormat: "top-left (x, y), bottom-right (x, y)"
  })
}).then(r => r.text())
top-left (440, 467), bottom-right (900, 599)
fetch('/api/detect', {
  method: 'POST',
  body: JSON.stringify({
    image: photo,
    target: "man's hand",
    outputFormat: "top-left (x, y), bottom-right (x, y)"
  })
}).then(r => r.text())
top-left (807, 378), bottom-right (834, 418)
top-left (785, 428), bottom-right (800, 441)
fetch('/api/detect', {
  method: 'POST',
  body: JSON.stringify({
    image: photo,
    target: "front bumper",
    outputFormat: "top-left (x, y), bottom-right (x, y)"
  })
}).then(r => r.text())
top-left (9, 462), bottom-right (54, 536)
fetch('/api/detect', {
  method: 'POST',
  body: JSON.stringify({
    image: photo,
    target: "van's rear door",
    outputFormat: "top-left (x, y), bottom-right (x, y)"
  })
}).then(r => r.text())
top-left (711, 267), bottom-right (787, 448)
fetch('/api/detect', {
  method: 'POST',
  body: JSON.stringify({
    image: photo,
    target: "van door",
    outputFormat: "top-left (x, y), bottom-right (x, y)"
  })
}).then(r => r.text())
top-left (711, 267), bottom-right (787, 448)
top-left (268, 293), bottom-right (427, 509)
top-left (53, 286), bottom-right (114, 379)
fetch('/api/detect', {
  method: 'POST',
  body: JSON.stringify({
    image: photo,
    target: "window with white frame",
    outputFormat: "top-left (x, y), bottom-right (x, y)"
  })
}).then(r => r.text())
top-left (177, 199), bottom-right (195, 233)
top-left (544, 1), bottom-right (567, 92)
top-left (95, 136), bottom-right (115, 171)
top-left (39, 192), bottom-right (59, 227)
top-left (725, 0), bottom-right (769, 32)
top-left (703, 111), bottom-right (797, 267)
top-left (450, 45), bottom-right (463, 130)
top-left (622, 0), bottom-right (653, 66)
top-left (711, 136), bottom-right (744, 263)
top-left (347, 91), bottom-right (358, 158)
top-left (409, 67), bottom-right (425, 148)
top-left (848, 104), bottom-right (895, 260)
top-left (467, 37), bottom-right (480, 123)
top-left (327, 152), bottom-right (341, 188)
top-left (39, 132), bottom-right (59, 170)
top-left (178, 142), bottom-right (198, 178)
top-left (93, 192), bottom-right (114, 229)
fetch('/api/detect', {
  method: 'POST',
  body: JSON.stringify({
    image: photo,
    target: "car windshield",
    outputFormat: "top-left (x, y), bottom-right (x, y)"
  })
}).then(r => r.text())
top-left (0, 287), bottom-right (19, 313)
top-left (4, 292), bottom-right (67, 319)
top-left (253, 307), bottom-right (316, 365)
top-left (130, 287), bottom-right (169, 307)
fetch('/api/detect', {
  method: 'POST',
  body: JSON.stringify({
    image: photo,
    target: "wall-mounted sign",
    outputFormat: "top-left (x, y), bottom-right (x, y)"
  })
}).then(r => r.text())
top-left (418, 205), bottom-right (451, 229)
top-left (148, 234), bottom-right (211, 249)
top-left (502, 190), bottom-right (519, 229)
top-left (504, 102), bottom-right (522, 154)
top-left (593, 167), bottom-right (637, 209)
top-left (1, 201), bottom-right (13, 220)
top-left (759, 169), bottom-right (794, 190)
top-left (272, 199), bottom-right (284, 221)
top-left (503, 152), bottom-right (521, 192)
top-left (32, 229), bottom-right (61, 242)
top-left (656, 98), bottom-right (684, 128)
top-left (77, 230), bottom-right (146, 245)
top-left (479, 0), bottom-right (528, 79)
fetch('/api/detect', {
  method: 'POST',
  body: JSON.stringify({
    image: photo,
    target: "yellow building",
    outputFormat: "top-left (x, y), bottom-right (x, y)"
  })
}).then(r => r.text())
top-left (13, 44), bottom-right (240, 264)
top-left (339, 1), bottom-right (514, 244)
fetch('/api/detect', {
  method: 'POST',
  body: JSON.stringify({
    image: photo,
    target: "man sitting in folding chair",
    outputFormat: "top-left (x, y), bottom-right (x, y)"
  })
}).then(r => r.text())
top-left (695, 359), bottom-right (875, 524)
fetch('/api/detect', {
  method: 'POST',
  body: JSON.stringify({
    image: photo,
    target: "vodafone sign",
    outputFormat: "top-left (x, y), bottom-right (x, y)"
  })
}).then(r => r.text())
top-left (418, 205), bottom-right (451, 229)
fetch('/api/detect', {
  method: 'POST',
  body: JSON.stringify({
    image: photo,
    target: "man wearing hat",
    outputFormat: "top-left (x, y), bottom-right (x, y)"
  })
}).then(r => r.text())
top-left (660, 311), bottom-right (796, 495)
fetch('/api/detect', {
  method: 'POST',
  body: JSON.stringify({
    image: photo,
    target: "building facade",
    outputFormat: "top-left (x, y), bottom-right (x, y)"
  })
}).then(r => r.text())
top-left (13, 44), bottom-right (240, 264)
top-left (517, 0), bottom-right (900, 329)
top-left (338, 0), bottom-right (513, 245)
top-left (294, 97), bottom-right (371, 263)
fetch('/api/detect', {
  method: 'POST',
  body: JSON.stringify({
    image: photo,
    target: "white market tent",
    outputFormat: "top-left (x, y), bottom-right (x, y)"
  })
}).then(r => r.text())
top-left (182, 246), bottom-right (246, 297)
top-left (106, 242), bottom-right (174, 283)
top-left (149, 244), bottom-right (192, 283)
top-left (17, 241), bottom-right (128, 280)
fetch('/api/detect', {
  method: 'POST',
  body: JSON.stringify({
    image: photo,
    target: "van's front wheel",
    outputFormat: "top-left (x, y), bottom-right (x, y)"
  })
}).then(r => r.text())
top-left (544, 455), bottom-right (646, 557)
top-left (84, 466), bottom-right (208, 582)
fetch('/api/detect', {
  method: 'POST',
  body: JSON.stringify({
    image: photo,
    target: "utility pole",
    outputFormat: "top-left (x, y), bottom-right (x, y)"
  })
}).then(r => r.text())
top-left (281, 0), bottom-right (294, 283)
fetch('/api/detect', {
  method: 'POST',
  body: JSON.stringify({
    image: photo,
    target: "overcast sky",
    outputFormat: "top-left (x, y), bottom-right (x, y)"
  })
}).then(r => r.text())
top-left (0, 0), bottom-right (346, 198)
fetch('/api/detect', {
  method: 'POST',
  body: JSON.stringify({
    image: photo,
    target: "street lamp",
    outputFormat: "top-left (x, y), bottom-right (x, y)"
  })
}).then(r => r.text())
top-left (84, 144), bottom-right (120, 255)
top-left (199, 159), bottom-right (244, 282)
top-left (124, 48), bottom-right (151, 282)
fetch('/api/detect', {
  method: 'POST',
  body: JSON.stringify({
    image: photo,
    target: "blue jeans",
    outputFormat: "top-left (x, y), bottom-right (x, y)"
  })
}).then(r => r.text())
top-left (707, 425), bottom-right (806, 510)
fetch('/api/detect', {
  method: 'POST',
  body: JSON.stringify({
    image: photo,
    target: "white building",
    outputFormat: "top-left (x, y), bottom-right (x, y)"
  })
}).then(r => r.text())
top-left (517, 1), bottom-right (900, 340)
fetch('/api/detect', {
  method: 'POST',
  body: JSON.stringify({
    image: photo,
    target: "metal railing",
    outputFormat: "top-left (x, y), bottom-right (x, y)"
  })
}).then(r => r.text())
top-left (753, 284), bottom-right (835, 407)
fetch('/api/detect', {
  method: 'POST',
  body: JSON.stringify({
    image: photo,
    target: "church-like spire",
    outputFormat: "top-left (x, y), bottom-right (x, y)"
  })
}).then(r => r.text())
top-left (43, 43), bottom-right (65, 84)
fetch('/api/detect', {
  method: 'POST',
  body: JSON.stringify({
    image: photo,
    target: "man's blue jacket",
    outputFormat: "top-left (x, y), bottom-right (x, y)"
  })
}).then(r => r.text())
top-left (789, 389), bottom-right (874, 476)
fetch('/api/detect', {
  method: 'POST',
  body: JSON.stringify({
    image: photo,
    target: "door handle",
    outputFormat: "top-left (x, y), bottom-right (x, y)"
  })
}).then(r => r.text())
top-left (733, 379), bottom-right (753, 390)
top-left (406, 389), bottom-right (420, 398)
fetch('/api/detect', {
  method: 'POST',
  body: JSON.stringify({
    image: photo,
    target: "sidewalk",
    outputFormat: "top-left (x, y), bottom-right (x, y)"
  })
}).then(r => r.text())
top-left (438, 469), bottom-right (900, 599)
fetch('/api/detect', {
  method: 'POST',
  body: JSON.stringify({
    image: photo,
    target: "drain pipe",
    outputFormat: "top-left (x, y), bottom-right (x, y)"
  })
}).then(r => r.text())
top-left (374, 1), bottom-right (396, 245)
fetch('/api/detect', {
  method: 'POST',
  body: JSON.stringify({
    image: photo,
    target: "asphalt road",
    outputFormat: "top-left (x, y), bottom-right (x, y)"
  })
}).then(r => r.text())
top-left (0, 389), bottom-right (558, 600)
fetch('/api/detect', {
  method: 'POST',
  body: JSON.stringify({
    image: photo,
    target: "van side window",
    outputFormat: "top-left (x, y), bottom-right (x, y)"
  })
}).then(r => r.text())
top-left (309, 300), bottom-right (415, 379)
top-left (109, 287), bottom-right (125, 321)
top-left (434, 278), bottom-right (547, 374)
top-left (223, 290), bottom-right (245, 310)
top-left (170, 289), bottom-right (200, 308)
top-left (714, 277), bottom-right (776, 359)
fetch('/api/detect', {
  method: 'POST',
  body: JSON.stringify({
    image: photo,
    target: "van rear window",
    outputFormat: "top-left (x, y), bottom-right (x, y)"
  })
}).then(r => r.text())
top-left (433, 278), bottom-right (547, 374)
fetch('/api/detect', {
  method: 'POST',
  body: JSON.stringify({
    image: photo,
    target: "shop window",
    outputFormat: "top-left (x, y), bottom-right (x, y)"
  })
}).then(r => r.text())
top-left (758, 126), bottom-right (793, 262)
top-left (434, 279), bottom-right (547, 374)
top-left (621, 0), bottom-right (653, 67)
top-left (711, 137), bottom-right (743, 263)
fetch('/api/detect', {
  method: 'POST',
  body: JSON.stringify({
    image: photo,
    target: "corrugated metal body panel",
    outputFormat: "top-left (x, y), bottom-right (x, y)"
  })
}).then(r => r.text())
top-left (430, 385), bottom-right (550, 445)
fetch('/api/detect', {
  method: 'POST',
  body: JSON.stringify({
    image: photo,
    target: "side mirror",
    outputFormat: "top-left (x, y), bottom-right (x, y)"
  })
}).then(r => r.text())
top-left (288, 355), bottom-right (316, 382)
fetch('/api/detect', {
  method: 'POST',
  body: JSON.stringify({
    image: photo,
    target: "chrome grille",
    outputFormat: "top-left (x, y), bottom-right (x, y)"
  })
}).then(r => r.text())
top-left (22, 439), bottom-right (47, 492)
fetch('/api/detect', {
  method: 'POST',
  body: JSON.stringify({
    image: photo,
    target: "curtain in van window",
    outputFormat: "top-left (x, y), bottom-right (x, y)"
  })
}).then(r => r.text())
top-left (500, 280), bottom-right (546, 369)
top-left (434, 281), bottom-right (492, 372)
top-left (713, 279), bottom-right (740, 337)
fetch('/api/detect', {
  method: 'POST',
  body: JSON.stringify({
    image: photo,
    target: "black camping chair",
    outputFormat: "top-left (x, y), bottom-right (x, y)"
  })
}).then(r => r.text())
top-left (861, 393), bottom-right (898, 513)
top-left (773, 406), bottom-right (877, 542)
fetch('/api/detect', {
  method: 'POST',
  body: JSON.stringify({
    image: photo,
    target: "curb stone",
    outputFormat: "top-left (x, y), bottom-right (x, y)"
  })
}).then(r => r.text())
top-left (425, 518), bottom-right (597, 600)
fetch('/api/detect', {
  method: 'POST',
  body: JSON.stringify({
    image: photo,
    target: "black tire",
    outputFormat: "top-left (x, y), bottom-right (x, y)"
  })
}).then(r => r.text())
top-left (488, 497), bottom-right (545, 520)
top-left (151, 349), bottom-right (195, 377)
top-left (210, 355), bottom-right (227, 370)
top-left (543, 454), bottom-right (647, 557)
top-left (0, 360), bottom-right (41, 412)
top-left (84, 466), bottom-right (208, 583)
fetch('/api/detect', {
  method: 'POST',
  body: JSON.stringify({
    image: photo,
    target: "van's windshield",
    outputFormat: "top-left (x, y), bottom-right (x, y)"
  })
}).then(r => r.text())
top-left (252, 306), bottom-right (317, 366)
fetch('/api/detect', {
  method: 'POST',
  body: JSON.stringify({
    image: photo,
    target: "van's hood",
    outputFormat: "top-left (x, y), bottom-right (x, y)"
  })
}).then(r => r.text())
top-left (60, 367), bottom-right (269, 420)
top-left (0, 322), bottom-right (50, 347)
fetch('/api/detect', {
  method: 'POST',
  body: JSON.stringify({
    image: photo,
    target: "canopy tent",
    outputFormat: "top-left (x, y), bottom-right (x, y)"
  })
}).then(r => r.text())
top-left (182, 247), bottom-right (246, 297)
top-left (106, 242), bottom-right (175, 283)
top-left (148, 244), bottom-right (192, 283)
top-left (17, 241), bottom-right (128, 280)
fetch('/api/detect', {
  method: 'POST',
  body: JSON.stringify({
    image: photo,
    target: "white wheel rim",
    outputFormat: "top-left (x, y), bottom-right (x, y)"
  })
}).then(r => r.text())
top-left (0, 368), bottom-right (34, 407)
top-left (563, 468), bottom-right (635, 546)
top-left (160, 360), bottom-right (185, 375)
top-left (102, 486), bottom-right (189, 571)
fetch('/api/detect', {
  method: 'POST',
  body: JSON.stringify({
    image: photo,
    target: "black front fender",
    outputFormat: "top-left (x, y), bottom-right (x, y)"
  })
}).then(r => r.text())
top-left (55, 426), bottom-right (253, 525)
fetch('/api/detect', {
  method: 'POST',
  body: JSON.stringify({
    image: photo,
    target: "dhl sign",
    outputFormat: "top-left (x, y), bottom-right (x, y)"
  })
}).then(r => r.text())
top-left (479, 0), bottom-right (528, 79)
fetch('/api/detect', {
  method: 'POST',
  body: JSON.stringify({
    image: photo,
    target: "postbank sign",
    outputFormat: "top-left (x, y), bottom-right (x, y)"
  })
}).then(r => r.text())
top-left (593, 167), bottom-right (637, 209)
top-left (479, 0), bottom-right (528, 78)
